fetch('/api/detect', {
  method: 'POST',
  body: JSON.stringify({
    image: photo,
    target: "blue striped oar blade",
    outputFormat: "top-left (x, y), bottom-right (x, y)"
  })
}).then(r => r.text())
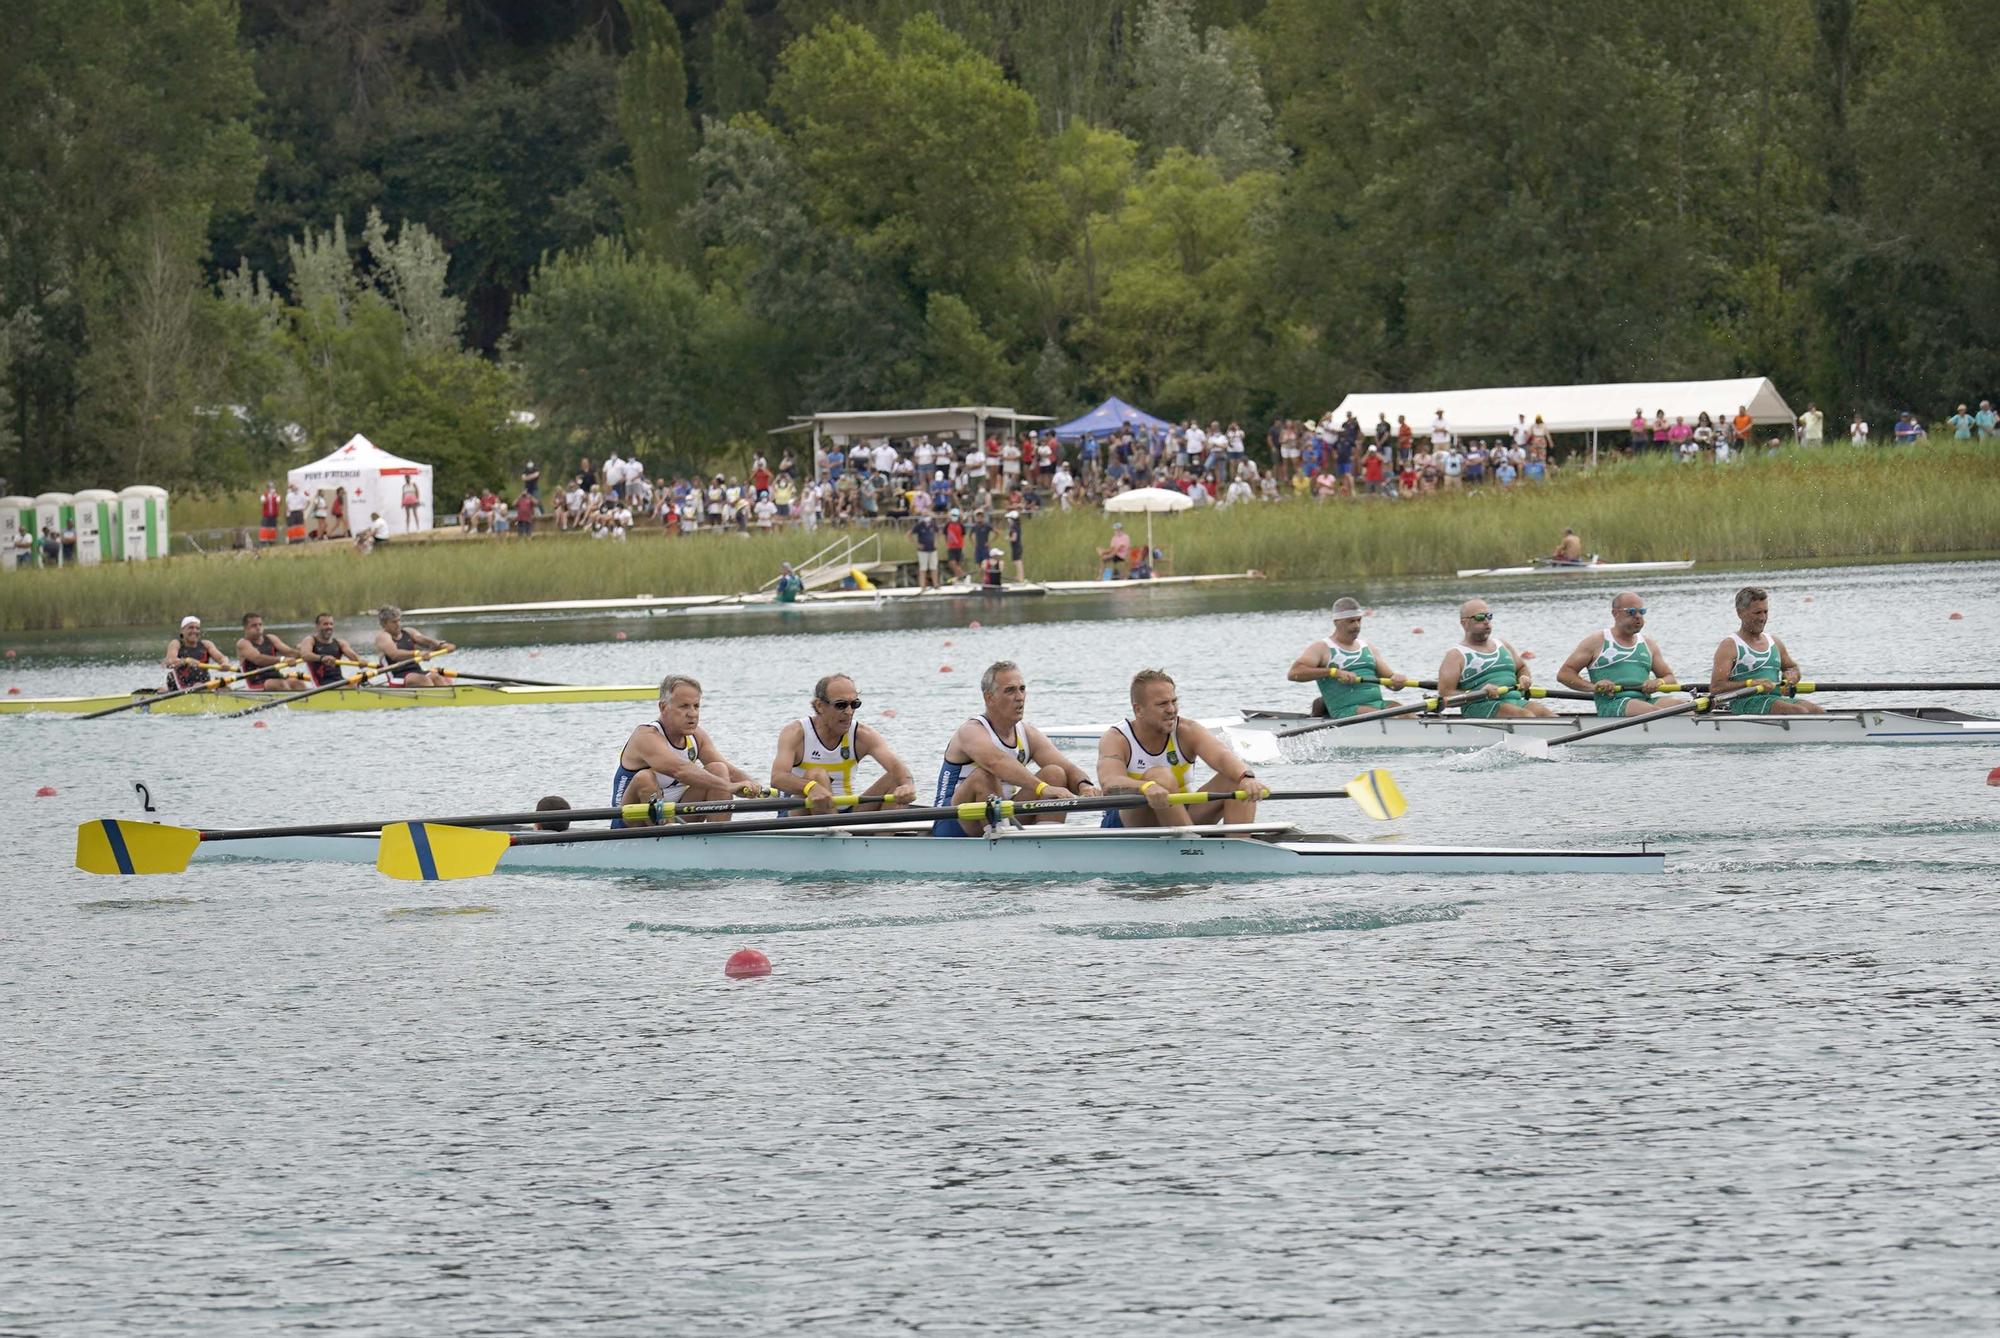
top-left (377, 822), bottom-right (511, 881)
top-left (75, 820), bottom-right (202, 875)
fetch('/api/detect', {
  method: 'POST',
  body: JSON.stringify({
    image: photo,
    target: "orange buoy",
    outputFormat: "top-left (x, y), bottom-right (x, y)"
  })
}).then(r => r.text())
top-left (1949, 612), bottom-right (1964, 620)
top-left (1988, 766), bottom-right (2000, 787)
top-left (724, 948), bottom-right (771, 979)
top-left (939, 665), bottom-right (954, 673)
top-left (1520, 650), bottom-right (1536, 660)
top-left (35, 785), bottom-right (56, 797)
top-left (253, 720), bottom-right (268, 729)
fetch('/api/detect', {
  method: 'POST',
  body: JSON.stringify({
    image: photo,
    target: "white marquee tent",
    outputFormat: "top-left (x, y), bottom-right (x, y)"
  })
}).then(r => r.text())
top-left (1330, 377), bottom-right (1797, 464)
top-left (288, 434), bottom-right (433, 536)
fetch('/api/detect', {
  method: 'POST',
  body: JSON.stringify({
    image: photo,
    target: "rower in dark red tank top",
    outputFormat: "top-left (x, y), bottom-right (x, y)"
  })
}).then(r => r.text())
top-left (302, 612), bottom-right (365, 686)
top-left (235, 612), bottom-right (312, 690)
top-left (162, 616), bottom-right (235, 690)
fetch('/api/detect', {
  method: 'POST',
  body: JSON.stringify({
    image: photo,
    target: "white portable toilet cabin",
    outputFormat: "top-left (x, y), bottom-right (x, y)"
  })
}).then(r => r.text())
top-left (32, 492), bottom-right (73, 566)
top-left (0, 496), bottom-right (31, 572)
top-left (118, 485), bottom-right (171, 560)
top-left (72, 489), bottom-right (120, 565)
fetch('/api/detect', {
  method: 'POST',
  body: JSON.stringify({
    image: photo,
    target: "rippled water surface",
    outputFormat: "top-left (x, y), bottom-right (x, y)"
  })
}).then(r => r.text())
top-left (4, 560), bottom-right (1998, 1335)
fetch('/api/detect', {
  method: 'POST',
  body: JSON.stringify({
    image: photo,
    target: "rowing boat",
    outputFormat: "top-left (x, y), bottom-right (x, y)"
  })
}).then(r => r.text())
top-left (185, 821), bottom-right (1663, 878)
top-left (1046, 707), bottom-right (2000, 764)
top-left (0, 683), bottom-right (660, 715)
top-left (1455, 557), bottom-right (1696, 578)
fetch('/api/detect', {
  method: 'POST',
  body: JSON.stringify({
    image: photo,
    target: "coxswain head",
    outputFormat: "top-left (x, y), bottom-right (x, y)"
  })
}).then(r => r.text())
top-left (981, 661), bottom-right (1026, 729)
top-left (1458, 599), bottom-right (1495, 646)
top-left (1734, 585), bottom-right (1770, 637)
top-left (657, 673), bottom-right (702, 736)
top-left (534, 795), bottom-right (572, 832)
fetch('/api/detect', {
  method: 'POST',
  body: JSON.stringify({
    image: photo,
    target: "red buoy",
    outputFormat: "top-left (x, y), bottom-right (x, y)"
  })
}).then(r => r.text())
top-left (1949, 612), bottom-right (1964, 620)
top-left (1988, 766), bottom-right (2000, 787)
top-left (881, 708), bottom-right (898, 717)
top-left (1803, 596), bottom-right (1814, 603)
top-left (35, 785), bottom-right (56, 797)
top-left (253, 720), bottom-right (268, 729)
top-left (1412, 627), bottom-right (1424, 635)
top-left (1520, 650), bottom-right (1537, 660)
top-left (3, 649), bottom-right (14, 658)
top-left (939, 665), bottom-right (954, 673)
top-left (724, 948), bottom-right (771, 979)
top-left (968, 620), bottom-right (982, 629)
top-left (616, 630), bottom-right (629, 640)
top-left (942, 640), bottom-right (954, 647)
top-left (6, 686), bottom-right (18, 694)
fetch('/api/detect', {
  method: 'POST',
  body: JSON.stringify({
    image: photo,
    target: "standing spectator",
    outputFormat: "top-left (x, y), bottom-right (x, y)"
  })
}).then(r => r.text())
top-left (1006, 509), bottom-right (1026, 582)
top-left (1801, 405), bottom-right (1824, 447)
top-left (1731, 406), bottom-right (1754, 448)
top-left (259, 481), bottom-right (280, 543)
top-left (576, 456), bottom-right (596, 491)
top-left (1629, 409), bottom-right (1648, 455)
top-left (1441, 442), bottom-right (1463, 488)
top-left (401, 475), bottom-right (421, 529)
top-left (1948, 404), bottom-right (1975, 439)
top-left (1361, 446), bottom-right (1386, 494)
top-left (309, 488), bottom-right (330, 538)
top-left (1893, 412), bottom-right (1919, 446)
top-left (285, 479), bottom-right (307, 542)
top-left (1975, 400), bottom-right (1997, 440)
top-left (1849, 413), bottom-right (1869, 447)
top-left (1395, 415), bottom-right (1414, 468)
top-left (1670, 416), bottom-right (1695, 463)
top-left (521, 459), bottom-right (540, 499)
top-left (970, 509), bottom-right (993, 568)
top-left (330, 486), bottom-right (349, 539)
top-left (1529, 415), bottom-right (1553, 454)
top-left (1652, 410), bottom-right (1671, 453)
top-left (514, 489), bottom-right (536, 538)
top-left (914, 436), bottom-right (935, 486)
top-left (459, 490), bottom-right (481, 532)
top-left (1430, 410), bottom-right (1452, 454)
top-left (912, 512), bottom-right (939, 590)
top-left (1511, 414), bottom-right (1530, 454)
top-left (944, 509), bottom-right (966, 581)
top-left (1494, 453), bottom-right (1518, 487)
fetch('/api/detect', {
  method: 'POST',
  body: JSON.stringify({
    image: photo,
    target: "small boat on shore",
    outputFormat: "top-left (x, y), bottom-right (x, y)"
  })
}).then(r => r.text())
top-left (1045, 707), bottom-right (2000, 764)
top-left (1456, 557), bottom-right (1696, 578)
top-left (185, 821), bottom-right (1664, 879)
top-left (1, 682), bottom-right (660, 715)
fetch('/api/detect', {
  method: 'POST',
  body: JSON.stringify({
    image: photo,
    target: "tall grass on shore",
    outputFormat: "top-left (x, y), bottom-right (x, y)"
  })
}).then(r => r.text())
top-left (3, 443), bottom-right (1994, 631)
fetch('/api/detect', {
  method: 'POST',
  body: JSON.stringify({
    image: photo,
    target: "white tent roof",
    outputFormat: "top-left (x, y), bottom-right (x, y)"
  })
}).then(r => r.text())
top-left (287, 434), bottom-right (433, 536)
top-left (1330, 378), bottom-right (1796, 436)
top-left (291, 434), bottom-right (430, 483)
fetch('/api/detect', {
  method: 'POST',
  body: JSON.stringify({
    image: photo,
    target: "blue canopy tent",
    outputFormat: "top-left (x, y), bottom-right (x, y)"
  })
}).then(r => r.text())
top-left (1053, 396), bottom-right (1174, 441)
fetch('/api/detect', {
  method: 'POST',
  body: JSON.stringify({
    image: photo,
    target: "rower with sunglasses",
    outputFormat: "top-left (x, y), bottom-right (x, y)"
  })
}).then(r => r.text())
top-left (1436, 600), bottom-right (1555, 719)
top-left (771, 673), bottom-right (917, 815)
top-left (1555, 592), bottom-right (1688, 717)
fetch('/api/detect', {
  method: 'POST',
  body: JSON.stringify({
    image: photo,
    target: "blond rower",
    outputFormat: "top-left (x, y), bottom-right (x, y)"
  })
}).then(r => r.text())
top-left (1097, 668), bottom-right (1269, 828)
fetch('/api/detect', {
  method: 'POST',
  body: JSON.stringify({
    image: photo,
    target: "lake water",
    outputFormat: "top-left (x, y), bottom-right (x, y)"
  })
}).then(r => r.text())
top-left (4, 560), bottom-right (1997, 1335)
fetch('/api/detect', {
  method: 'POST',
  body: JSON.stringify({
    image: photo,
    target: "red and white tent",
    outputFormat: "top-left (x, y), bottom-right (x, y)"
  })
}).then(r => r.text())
top-left (287, 434), bottom-right (433, 535)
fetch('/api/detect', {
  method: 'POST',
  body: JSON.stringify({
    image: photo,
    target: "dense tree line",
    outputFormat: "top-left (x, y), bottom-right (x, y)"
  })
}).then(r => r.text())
top-left (3, 0), bottom-right (1996, 499)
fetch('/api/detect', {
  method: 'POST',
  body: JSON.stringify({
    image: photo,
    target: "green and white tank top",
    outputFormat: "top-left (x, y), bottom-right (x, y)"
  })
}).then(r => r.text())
top-left (1455, 642), bottom-right (1518, 695)
top-left (1315, 639), bottom-right (1384, 717)
top-left (1726, 634), bottom-right (1781, 686)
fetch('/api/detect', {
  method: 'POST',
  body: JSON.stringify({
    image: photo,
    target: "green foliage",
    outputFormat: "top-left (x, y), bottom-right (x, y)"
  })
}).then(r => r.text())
top-left (1126, 0), bottom-right (1282, 176)
top-left (617, 0), bottom-right (700, 262)
top-left (510, 238), bottom-right (754, 466)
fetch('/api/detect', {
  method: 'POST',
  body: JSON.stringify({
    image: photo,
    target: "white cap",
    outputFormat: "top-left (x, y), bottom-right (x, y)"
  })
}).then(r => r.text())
top-left (1330, 597), bottom-right (1365, 621)
top-left (180, 615), bottom-right (202, 629)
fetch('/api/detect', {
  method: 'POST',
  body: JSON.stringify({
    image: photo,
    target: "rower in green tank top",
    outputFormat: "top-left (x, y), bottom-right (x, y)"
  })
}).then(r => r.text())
top-left (1286, 596), bottom-right (1413, 717)
top-left (1437, 600), bottom-right (1556, 719)
top-left (1556, 591), bottom-right (1688, 717)
top-left (1709, 585), bottom-right (1825, 716)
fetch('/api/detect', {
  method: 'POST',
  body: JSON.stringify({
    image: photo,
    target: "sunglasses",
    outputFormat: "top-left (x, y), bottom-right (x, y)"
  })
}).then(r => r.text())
top-left (1466, 613), bottom-right (1494, 623)
top-left (1617, 606), bottom-right (1648, 615)
top-left (822, 697), bottom-right (863, 710)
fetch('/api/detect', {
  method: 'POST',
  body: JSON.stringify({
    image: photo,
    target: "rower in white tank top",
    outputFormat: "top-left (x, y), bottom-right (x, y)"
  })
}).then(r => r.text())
top-left (792, 715), bottom-right (859, 796)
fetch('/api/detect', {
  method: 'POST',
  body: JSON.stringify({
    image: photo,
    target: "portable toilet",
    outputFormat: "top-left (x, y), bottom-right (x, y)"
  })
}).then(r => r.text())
top-left (0, 496), bottom-right (30, 572)
top-left (32, 492), bottom-right (73, 567)
top-left (72, 488), bottom-right (120, 565)
top-left (118, 485), bottom-right (170, 560)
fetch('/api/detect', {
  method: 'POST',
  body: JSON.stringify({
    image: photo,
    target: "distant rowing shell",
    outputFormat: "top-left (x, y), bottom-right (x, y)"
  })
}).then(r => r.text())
top-left (0, 683), bottom-right (661, 715)
top-left (1456, 558), bottom-right (1697, 578)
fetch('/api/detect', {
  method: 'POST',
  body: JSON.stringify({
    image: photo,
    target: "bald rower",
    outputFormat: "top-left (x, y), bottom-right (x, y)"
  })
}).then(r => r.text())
top-left (611, 673), bottom-right (765, 827)
top-left (1556, 592), bottom-right (1687, 717)
top-left (1097, 668), bottom-right (1269, 828)
top-left (1710, 585), bottom-right (1824, 715)
top-left (931, 661), bottom-right (1099, 836)
top-left (1286, 595), bottom-right (1411, 717)
top-left (1436, 599), bottom-right (1555, 718)
top-left (771, 673), bottom-right (918, 815)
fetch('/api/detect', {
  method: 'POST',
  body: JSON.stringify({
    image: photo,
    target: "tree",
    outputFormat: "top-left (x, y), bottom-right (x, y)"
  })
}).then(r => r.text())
top-left (618, 0), bottom-right (700, 262)
top-left (1126, 0), bottom-right (1283, 177)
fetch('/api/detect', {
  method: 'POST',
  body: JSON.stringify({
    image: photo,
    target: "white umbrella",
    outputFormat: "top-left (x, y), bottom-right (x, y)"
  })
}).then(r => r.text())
top-left (1102, 486), bottom-right (1193, 566)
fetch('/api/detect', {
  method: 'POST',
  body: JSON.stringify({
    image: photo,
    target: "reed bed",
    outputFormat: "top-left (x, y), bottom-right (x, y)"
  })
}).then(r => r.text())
top-left (3, 444), bottom-right (1994, 630)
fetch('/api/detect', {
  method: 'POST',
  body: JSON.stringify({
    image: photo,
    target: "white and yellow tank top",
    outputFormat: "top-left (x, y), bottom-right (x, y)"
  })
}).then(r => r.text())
top-left (1110, 720), bottom-right (1192, 790)
top-left (973, 715), bottom-right (1031, 799)
top-left (654, 727), bottom-right (703, 802)
top-left (793, 716), bottom-right (859, 796)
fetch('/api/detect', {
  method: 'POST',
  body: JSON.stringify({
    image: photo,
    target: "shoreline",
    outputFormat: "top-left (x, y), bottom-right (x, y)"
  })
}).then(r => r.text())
top-left (1, 444), bottom-right (1994, 632)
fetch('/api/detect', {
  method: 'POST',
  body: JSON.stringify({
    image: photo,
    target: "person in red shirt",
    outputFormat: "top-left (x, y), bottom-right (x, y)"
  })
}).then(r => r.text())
top-left (258, 482), bottom-right (280, 544)
top-left (1397, 462), bottom-right (1418, 497)
top-left (1362, 447), bottom-right (1386, 494)
top-left (478, 488), bottom-right (498, 533)
top-left (514, 490), bottom-right (536, 538)
top-left (944, 511), bottom-right (967, 581)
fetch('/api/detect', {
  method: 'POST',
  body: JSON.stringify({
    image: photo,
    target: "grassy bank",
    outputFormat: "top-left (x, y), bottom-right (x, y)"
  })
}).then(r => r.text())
top-left (3, 443), bottom-right (1995, 631)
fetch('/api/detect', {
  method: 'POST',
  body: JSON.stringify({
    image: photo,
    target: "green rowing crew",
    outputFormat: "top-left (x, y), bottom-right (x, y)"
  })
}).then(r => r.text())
top-left (1286, 596), bottom-right (1413, 718)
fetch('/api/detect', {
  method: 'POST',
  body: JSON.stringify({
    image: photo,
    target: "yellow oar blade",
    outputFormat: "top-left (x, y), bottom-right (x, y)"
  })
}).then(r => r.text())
top-left (75, 820), bottom-right (203, 875)
top-left (1345, 769), bottom-right (1407, 822)
top-left (377, 822), bottom-right (511, 882)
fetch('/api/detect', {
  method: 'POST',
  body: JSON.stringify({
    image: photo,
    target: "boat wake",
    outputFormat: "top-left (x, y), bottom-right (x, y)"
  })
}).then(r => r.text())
top-left (1048, 901), bottom-right (1469, 941)
top-left (625, 903), bottom-right (1035, 936)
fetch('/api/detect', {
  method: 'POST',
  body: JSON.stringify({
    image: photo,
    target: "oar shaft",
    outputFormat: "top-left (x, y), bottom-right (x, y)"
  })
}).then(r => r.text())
top-left (1282, 690), bottom-right (1481, 738)
top-left (77, 657), bottom-right (302, 720)
top-left (1792, 681), bottom-right (2000, 693)
top-left (220, 656), bottom-right (425, 718)
top-left (499, 787), bottom-right (1349, 850)
top-left (1543, 686), bottom-right (1751, 747)
top-left (196, 789), bottom-right (881, 840)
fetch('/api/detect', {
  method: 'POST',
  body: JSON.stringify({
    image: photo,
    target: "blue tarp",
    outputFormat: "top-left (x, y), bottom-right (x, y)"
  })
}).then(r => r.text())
top-left (1052, 396), bottom-right (1174, 441)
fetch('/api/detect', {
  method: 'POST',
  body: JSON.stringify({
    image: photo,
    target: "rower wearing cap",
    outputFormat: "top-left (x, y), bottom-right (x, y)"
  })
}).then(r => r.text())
top-left (771, 673), bottom-right (917, 815)
top-left (372, 606), bottom-right (455, 686)
top-left (235, 612), bottom-right (312, 691)
top-left (611, 674), bottom-right (764, 827)
top-left (1286, 596), bottom-right (1411, 717)
top-left (1709, 585), bottom-right (1825, 715)
top-left (162, 616), bottom-right (234, 690)
top-left (1098, 668), bottom-right (1270, 828)
top-left (302, 612), bottom-right (367, 686)
top-left (1556, 592), bottom-right (1687, 716)
top-left (931, 661), bottom-right (1099, 836)
top-left (1437, 600), bottom-right (1555, 718)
